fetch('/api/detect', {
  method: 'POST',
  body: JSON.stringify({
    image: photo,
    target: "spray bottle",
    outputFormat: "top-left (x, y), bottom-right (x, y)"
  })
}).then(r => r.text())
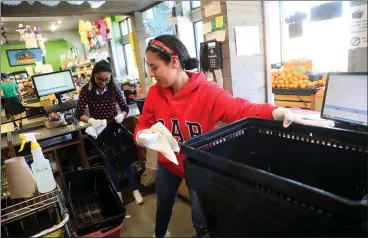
top-left (19, 133), bottom-right (56, 193)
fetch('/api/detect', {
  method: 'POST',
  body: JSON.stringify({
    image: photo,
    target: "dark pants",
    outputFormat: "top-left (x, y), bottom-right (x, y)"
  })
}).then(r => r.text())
top-left (106, 162), bottom-right (137, 192)
top-left (155, 164), bottom-right (208, 237)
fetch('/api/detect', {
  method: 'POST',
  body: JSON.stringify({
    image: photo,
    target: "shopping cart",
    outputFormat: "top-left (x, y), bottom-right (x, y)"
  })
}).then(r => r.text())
top-left (182, 118), bottom-right (368, 237)
top-left (1, 166), bottom-right (72, 238)
top-left (87, 122), bottom-right (138, 173)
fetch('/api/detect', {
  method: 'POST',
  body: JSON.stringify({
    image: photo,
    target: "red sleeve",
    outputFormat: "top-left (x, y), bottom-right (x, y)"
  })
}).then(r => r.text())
top-left (75, 88), bottom-right (88, 120)
top-left (134, 87), bottom-right (156, 141)
top-left (212, 89), bottom-right (276, 124)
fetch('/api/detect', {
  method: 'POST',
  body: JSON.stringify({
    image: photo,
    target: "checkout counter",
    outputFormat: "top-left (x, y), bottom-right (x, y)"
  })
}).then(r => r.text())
top-left (1, 104), bottom-right (140, 184)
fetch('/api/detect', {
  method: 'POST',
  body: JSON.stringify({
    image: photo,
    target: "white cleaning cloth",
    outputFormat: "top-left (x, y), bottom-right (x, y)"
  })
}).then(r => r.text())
top-left (137, 122), bottom-right (180, 165)
top-left (85, 119), bottom-right (107, 139)
top-left (150, 122), bottom-right (180, 153)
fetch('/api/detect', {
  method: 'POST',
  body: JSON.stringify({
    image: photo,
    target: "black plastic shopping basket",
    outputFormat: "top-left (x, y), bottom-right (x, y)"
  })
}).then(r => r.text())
top-left (88, 123), bottom-right (138, 172)
top-left (62, 167), bottom-right (126, 236)
top-left (134, 98), bottom-right (146, 114)
top-left (182, 118), bottom-right (368, 237)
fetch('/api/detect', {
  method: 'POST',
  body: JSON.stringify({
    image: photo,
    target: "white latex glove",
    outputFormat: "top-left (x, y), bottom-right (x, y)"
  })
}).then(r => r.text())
top-left (137, 129), bottom-right (179, 165)
top-left (273, 107), bottom-right (335, 128)
top-left (136, 129), bottom-right (160, 147)
top-left (88, 118), bottom-right (107, 131)
top-left (272, 108), bottom-right (294, 128)
top-left (115, 113), bottom-right (125, 124)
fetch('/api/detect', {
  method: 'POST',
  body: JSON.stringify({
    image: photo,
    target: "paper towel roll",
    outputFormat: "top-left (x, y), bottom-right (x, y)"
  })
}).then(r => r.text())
top-left (5, 157), bottom-right (36, 199)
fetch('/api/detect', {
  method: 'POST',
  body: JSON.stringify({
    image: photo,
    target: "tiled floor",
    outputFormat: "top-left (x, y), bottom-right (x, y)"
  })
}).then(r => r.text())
top-left (121, 194), bottom-right (195, 238)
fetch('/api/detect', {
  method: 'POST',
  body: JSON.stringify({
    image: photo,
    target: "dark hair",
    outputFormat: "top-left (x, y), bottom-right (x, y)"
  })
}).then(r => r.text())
top-left (89, 60), bottom-right (117, 98)
top-left (80, 73), bottom-right (86, 78)
top-left (146, 35), bottom-right (199, 71)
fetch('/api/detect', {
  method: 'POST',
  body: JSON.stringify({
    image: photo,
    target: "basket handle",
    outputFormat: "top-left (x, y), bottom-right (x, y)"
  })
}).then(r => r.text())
top-left (31, 213), bottom-right (70, 238)
top-left (83, 224), bottom-right (122, 237)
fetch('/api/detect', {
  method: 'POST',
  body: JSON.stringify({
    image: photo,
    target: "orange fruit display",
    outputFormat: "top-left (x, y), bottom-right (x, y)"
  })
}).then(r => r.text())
top-left (271, 68), bottom-right (323, 90)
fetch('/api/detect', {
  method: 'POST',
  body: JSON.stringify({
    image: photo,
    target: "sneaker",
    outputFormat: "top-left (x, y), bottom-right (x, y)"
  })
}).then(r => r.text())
top-left (153, 231), bottom-right (170, 238)
top-left (141, 168), bottom-right (156, 187)
top-left (132, 190), bottom-right (144, 205)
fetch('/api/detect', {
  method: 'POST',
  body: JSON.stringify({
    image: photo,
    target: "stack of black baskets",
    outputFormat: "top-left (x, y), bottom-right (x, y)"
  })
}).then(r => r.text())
top-left (135, 98), bottom-right (146, 114)
top-left (182, 118), bottom-right (367, 237)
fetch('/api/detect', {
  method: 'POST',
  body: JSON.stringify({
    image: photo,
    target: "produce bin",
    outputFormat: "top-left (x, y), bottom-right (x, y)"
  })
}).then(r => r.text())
top-left (182, 118), bottom-right (367, 237)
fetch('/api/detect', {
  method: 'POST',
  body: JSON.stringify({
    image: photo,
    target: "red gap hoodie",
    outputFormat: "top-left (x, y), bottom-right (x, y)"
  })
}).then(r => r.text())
top-left (134, 72), bottom-right (276, 178)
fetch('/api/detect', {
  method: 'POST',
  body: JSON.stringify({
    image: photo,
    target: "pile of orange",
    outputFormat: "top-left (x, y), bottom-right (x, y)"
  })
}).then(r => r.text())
top-left (272, 68), bottom-right (326, 89)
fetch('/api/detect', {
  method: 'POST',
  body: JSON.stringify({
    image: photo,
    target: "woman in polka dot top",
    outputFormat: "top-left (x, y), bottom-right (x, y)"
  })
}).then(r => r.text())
top-left (75, 60), bottom-right (144, 205)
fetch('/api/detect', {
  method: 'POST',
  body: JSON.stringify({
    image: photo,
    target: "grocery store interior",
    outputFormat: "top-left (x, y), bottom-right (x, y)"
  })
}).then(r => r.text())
top-left (0, 0), bottom-right (367, 238)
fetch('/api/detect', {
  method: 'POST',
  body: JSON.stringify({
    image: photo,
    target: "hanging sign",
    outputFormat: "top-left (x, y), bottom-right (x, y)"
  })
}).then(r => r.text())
top-left (349, 3), bottom-right (367, 49)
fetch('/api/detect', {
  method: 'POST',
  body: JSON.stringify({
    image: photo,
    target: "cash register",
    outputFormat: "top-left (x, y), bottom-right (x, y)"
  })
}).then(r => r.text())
top-left (32, 70), bottom-right (79, 124)
top-left (321, 72), bottom-right (367, 131)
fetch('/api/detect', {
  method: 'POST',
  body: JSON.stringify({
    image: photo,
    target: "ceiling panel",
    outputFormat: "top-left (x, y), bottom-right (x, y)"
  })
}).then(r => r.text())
top-left (1, 15), bottom-right (106, 33)
top-left (1, 1), bottom-right (160, 17)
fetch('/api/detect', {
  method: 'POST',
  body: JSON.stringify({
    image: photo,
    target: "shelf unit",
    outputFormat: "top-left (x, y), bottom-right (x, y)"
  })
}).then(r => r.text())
top-left (6, 71), bottom-right (39, 103)
top-left (62, 62), bottom-right (94, 79)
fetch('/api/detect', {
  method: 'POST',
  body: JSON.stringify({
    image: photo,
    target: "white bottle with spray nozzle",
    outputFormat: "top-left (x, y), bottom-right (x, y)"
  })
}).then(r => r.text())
top-left (19, 133), bottom-right (57, 193)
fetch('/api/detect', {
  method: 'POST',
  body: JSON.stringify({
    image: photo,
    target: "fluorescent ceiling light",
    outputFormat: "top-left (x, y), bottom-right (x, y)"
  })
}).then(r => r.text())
top-left (88, 1), bottom-right (105, 9)
top-left (51, 25), bottom-right (58, 31)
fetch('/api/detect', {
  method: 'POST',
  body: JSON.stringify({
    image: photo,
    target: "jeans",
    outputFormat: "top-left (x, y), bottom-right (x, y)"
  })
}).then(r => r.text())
top-left (106, 162), bottom-right (138, 192)
top-left (155, 164), bottom-right (208, 237)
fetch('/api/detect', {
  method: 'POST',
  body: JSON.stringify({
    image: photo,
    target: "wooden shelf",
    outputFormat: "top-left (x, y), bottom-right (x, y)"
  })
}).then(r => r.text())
top-left (19, 140), bottom-right (80, 157)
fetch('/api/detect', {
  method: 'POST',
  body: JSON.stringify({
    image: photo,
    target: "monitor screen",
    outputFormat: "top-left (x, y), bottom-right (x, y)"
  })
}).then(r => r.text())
top-left (32, 70), bottom-right (75, 97)
top-left (322, 72), bottom-right (367, 126)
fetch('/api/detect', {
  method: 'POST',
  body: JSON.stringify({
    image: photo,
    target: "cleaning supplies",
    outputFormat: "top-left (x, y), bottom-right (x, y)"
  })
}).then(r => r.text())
top-left (4, 156), bottom-right (36, 199)
top-left (19, 133), bottom-right (57, 193)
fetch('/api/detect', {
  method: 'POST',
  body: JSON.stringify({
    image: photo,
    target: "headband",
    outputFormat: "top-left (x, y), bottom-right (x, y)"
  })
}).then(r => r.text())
top-left (148, 40), bottom-right (176, 56)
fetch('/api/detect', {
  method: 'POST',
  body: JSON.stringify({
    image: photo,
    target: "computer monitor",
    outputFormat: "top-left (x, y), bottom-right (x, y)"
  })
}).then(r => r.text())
top-left (32, 70), bottom-right (75, 98)
top-left (321, 72), bottom-right (367, 127)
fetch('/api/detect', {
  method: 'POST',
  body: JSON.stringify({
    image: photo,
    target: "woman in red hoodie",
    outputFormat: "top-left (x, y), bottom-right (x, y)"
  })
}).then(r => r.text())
top-left (134, 35), bottom-right (329, 237)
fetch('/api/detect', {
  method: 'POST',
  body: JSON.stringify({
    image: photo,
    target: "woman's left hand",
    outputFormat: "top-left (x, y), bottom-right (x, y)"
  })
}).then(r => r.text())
top-left (272, 107), bottom-right (335, 128)
top-left (115, 113), bottom-right (125, 123)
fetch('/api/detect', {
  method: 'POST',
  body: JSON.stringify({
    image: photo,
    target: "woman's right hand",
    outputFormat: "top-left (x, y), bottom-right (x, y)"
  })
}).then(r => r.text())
top-left (88, 118), bottom-right (106, 130)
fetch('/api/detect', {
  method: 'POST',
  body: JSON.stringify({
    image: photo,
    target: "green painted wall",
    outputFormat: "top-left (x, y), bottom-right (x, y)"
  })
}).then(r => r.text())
top-left (111, 15), bottom-right (124, 41)
top-left (1, 40), bottom-right (72, 73)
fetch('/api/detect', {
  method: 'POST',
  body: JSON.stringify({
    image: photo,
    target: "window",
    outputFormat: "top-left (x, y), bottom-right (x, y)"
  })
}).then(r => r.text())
top-left (191, 1), bottom-right (201, 9)
top-left (123, 43), bottom-right (135, 75)
top-left (280, 1), bottom-right (350, 72)
top-left (143, 1), bottom-right (176, 38)
top-left (120, 17), bottom-right (131, 36)
top-left (193, 21), bottom-right (204, 59)
top-left (116, 43), bottom-right (128, 76)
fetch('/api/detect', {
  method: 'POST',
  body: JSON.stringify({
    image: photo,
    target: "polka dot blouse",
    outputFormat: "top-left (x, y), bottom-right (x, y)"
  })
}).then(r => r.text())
top-left (75, 84), bottom-right (129, 123)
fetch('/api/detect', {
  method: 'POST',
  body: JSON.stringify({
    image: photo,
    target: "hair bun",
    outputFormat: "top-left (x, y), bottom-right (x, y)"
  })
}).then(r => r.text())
top-left (184, 58), bottom-right (199, 70)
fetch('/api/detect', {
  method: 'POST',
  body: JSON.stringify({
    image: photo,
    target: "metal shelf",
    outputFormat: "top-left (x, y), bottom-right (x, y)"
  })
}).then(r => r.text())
top-left (1, 186), bottom-right (62, 226)
top-left (1, 166), bottom-right (64, 226)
